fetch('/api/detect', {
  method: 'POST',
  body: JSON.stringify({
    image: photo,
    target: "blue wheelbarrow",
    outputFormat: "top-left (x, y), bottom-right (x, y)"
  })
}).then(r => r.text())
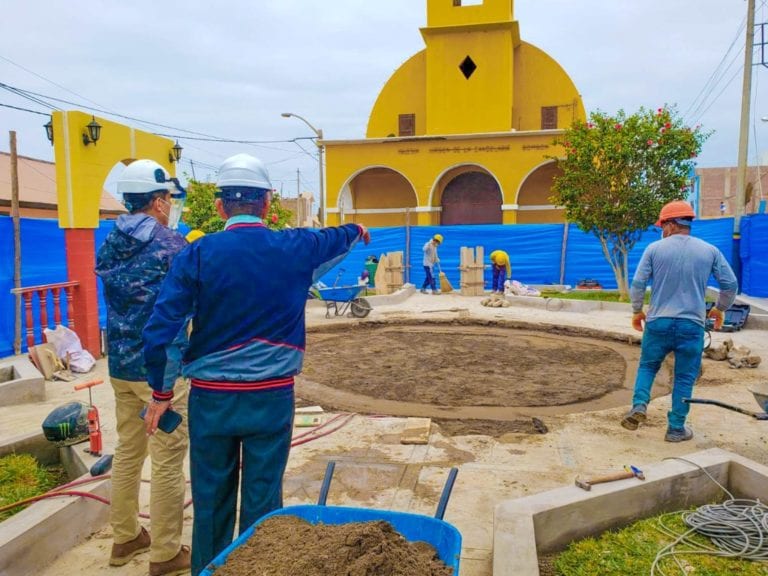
top-left (201, 462), bottom-right (462, 575)
top-left (316, 285), bottom-right (372, 319)
top-left (309, 268), bottom-right (372, 319)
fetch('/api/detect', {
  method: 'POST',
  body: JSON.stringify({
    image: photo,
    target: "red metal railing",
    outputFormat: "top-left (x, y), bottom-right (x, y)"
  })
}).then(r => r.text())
top-left (10, 281), bottom-right (79, 350)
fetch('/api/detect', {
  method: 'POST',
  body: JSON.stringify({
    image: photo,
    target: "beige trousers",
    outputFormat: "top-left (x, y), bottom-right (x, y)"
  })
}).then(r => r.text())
top-left (109, 376), bottom-right (189, 563)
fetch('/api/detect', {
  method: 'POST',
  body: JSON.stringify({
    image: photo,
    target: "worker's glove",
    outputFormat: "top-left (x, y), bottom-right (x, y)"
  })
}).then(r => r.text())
top-left (708, 307), bottom-right (725, 331)
top-left (632, 311), bottom-right (646, 332)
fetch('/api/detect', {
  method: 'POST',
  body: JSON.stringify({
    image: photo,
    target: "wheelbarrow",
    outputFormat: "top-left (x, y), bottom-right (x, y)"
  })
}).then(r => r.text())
top-left (201, 462), bottom-right (462, 575)
top-left (683, 386), bottom-right (768, 421)
top-left (316, 284), bottom-right (372, 319)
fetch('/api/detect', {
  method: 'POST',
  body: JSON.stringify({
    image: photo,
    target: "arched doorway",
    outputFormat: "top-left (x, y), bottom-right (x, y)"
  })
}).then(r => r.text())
top-left (516, 162), bottom-right (565, 224)
top-left (339, 167), bottom-right (417, 227)
top-left (439, 170), bottom-right (502, 225)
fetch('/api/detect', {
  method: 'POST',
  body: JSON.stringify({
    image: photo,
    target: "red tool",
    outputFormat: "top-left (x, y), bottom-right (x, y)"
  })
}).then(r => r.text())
top-left (74, 379), bottom-right (104, 456)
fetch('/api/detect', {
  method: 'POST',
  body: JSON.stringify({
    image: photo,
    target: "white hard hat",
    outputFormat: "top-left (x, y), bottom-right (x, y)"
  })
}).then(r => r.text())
top-left (216, 153), bottom-right (272, 190)
top-left (117, 159), bottom-right (174, 197)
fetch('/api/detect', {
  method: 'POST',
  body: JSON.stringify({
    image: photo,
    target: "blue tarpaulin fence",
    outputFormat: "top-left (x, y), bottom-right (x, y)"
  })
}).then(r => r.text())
top-left (2, 214), bottom-right (767, 358)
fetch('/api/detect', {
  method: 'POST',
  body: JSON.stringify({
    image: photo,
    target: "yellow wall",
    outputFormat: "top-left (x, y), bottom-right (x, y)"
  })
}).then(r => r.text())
top-left (423, 27), bottom-right (515, 134)
top-left (426, 0), bottom-right (513, 27)
top-left (351, 169), bottom-right (416, 209)
top-left (325, 133), bottom-right (563, 226)
top-left (326, 0), bottom-right (584, 228)
top-left (513, 42), bottom-right (586, 131)
top-left (367, 52), bottom-right (427, 138)
top-left (52, 110), bottom-right (176, 228)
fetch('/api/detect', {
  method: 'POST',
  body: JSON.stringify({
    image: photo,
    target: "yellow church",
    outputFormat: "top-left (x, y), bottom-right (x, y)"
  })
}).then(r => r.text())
top-left (323, 0), bottom-right (585, 227)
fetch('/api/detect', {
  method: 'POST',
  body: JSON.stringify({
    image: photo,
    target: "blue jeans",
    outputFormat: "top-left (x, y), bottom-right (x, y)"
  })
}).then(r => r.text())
top-left (422, 266), bottom-right (436, 291)
top-left (631, 318), bottom-right (704, 429)
top-left (492, 265), bottom-right (507, 292)
top-left (189, 386), bottom-right (294, 575)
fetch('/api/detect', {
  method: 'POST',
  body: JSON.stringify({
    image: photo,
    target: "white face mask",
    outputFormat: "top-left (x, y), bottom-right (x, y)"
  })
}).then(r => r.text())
top-left (158, 197), bottom-right (184, 230)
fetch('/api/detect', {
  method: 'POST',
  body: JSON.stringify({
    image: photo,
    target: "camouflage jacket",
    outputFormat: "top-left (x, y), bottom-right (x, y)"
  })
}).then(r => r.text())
top-left (95, 214), bottom-right (187, 383)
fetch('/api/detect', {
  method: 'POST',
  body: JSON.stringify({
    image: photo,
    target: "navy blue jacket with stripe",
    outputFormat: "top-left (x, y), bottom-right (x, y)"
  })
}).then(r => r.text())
top-left (142, 221), bottom-right (364, 399)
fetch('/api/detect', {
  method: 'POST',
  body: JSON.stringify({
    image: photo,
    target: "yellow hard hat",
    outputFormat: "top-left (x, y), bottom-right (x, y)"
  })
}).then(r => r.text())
top-left (433, 234), bottom-right (444, 244)
top-left (185, 229), bottom-right (205, 243)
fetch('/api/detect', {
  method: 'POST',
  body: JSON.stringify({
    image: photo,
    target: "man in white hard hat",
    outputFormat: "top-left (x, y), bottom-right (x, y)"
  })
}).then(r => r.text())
top-left (142, 153), bottom-right (371, 575)
top-left (95, 159), bottom-right (191, 575)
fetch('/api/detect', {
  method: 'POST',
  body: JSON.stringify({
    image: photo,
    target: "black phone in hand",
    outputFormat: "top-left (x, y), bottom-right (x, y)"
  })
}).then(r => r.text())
top-left (139, 405), bottom-right (183, 434)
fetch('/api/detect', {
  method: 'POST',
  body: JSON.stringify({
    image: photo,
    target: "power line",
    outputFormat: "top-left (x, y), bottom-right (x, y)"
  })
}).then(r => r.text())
top-left (683, 15), bottom-right (747, 121)
top-left (0, 82), bottom-right (306, 153)
top-left (0, 102), bottom-right (50, 116)
top-left (0, 53), bottom-right (106, 109)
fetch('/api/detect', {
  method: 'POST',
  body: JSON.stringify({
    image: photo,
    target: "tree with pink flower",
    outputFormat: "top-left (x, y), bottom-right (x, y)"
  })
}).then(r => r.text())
top-left (549, 106), bottom-right (709, 299)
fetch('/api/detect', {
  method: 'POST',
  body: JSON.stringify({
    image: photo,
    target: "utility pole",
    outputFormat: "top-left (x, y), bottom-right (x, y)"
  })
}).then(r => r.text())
top-left (733, 0), bottom-right (756, 288)
top-left (9, 131), bottom-right (21, 355)
top-left (297, 167), bottom-right (301, 198)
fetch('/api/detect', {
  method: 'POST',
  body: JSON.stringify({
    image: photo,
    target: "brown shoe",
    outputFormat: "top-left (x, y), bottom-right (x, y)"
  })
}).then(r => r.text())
top-left (110, 526), bottom-right (151, 566)
top-left (149, 545), bottom-right (191, 576)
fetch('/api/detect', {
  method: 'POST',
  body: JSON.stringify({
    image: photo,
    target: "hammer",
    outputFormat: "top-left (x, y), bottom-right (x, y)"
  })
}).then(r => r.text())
top-left (575, 465), bottom-right (645, 491)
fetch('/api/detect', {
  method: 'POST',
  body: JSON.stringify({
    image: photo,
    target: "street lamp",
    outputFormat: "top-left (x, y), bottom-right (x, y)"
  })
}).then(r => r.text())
top-left (281, 112), bottom-right (324, 226)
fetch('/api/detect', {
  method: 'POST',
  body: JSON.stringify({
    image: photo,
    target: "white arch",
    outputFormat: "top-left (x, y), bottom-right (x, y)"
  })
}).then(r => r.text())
top-left (514, 159), bottom-right (558, 206)
top-left (335, 164), bottom-right (418, 212)
top-left (427, 162), bottom-right (504, 208)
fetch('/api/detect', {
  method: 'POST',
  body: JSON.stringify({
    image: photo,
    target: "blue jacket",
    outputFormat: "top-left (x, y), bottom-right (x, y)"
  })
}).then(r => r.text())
top-left (143, 220), bottom-right (364, 399)
top-left (95, 214), bottom-right (188, 383)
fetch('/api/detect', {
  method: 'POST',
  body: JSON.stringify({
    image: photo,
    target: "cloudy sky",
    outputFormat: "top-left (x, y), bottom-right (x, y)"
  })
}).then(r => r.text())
top-left (1, 0), bottom-right (767, 201)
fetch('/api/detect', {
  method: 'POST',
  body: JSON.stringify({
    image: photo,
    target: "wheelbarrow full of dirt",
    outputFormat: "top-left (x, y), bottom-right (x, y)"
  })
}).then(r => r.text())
top-left (200, 461), bottom-right (462, 575)
top-left (684, 384), bottom-right (768, 421)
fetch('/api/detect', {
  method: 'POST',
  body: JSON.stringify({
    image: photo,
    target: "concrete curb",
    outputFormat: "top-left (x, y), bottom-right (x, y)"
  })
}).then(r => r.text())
top-left (0, 437), bottom-right (110, 576)
top-left (0, 357), bottom-right (44, 407)
top-left (493, 448), bottom-right (768, 576)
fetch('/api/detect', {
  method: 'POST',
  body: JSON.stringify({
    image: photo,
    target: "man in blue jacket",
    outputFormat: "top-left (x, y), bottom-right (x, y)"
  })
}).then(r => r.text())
top-left (95, 159), bottom-right (190, 576)
top-left (143, 153), bottom-right (370, 575)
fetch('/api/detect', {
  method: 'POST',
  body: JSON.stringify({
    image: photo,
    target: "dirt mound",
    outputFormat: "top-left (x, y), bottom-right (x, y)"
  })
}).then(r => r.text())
top-left (303, 324), bottom-right (626, 407)
top-left (213, 515), bottom-right (453, 576)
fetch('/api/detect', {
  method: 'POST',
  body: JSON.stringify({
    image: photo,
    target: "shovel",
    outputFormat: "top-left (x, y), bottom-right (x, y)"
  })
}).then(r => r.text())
top-left (683, 387), bottom-right (768, 421)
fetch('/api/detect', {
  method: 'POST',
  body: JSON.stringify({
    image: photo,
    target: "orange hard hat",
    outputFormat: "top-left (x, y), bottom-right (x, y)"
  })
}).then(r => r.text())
top-left (655, 200), bottom-right (695, 227)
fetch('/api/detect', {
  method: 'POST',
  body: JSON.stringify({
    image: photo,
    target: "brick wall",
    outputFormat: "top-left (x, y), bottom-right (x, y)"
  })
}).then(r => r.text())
top-left (696, 166), bottom-right (767, 218)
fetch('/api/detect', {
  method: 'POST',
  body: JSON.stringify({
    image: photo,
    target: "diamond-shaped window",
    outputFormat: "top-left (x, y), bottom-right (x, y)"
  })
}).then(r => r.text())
top-left (459, 56), bottom-right (477, 79)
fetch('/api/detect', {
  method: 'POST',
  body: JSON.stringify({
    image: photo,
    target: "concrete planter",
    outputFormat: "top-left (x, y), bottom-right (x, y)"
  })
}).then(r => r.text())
top-left (0, 358), bottom-right (44, 407)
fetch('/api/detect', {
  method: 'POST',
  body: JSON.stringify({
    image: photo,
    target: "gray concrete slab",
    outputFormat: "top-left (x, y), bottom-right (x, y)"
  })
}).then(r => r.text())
top-left (0, 357), bottom-right (44, 407)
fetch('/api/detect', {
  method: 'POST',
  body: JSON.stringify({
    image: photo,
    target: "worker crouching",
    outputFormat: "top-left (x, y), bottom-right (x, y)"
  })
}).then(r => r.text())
top-left (489, 250), bottom-right (511, 295)
top-left (142, 153), bottom-right (370, 576)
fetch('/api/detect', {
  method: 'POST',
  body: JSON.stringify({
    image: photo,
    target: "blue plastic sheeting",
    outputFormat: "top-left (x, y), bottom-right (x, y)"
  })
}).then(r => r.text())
top-left (2, 215), bottom-right (765, 358)
top-left (741, 214), bottom-right (768, 297)
top-left (319, 218), bottom-right (741, 291)
top-left (0, 217), bottom-right (68, 356)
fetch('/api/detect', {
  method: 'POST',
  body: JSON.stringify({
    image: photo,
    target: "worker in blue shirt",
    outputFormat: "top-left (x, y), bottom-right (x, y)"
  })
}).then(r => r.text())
top-left (621, 201), bottom-right (737, 442)
top-left (142, 153), bottom-right (370, 575)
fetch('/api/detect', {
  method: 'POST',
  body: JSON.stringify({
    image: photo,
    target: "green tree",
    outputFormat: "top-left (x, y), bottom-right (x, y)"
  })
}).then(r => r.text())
top-left (550, 106), bottom-right (709, 299)
top-left (182, 179), bottom-right (294, 233)
top-left (183, 179), bottom-right (223, 233)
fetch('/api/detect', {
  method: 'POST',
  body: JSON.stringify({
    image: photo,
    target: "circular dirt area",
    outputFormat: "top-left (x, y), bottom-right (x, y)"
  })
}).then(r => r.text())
top-left (301, 323), bottom-right (637, 411)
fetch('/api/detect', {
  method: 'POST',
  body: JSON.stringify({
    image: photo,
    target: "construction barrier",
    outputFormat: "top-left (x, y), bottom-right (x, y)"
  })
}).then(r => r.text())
top-left (1, 215), bottom-right (766, 357)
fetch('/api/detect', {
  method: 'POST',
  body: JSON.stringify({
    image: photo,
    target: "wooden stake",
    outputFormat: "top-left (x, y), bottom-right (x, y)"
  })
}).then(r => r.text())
top-left (10, 131), bottom-right (22, 355)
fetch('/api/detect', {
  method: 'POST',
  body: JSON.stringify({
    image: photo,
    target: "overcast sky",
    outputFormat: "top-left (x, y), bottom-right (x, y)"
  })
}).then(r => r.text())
top-left (1, 0), bottom-right (767, 200)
